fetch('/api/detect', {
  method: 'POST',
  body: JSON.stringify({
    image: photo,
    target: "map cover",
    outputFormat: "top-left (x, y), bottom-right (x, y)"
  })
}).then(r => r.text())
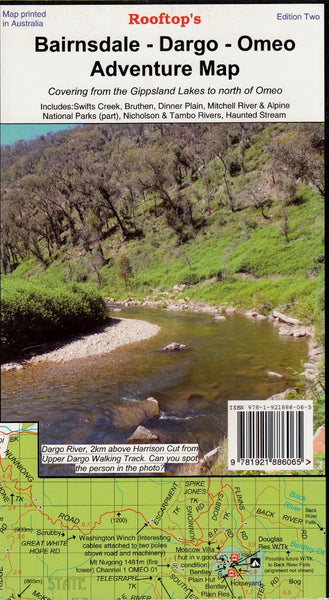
top-left (0, 2), bottom-right (326, 599)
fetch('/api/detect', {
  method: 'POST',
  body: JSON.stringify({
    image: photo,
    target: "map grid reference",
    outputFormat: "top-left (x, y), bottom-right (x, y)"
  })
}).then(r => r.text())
top-left (0, 424), bottom-right (326, 599)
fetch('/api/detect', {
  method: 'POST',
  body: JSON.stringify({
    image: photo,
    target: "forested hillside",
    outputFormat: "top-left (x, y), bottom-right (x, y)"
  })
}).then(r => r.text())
top-left (1, 122), bottom-right (325, 342)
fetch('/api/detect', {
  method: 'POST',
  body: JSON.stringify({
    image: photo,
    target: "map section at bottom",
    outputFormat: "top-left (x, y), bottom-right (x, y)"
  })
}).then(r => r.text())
top-left (0, 424), bottom-right (326, 600)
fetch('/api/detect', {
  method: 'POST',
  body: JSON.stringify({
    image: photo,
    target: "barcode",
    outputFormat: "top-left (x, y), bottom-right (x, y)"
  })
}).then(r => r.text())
top-left (228, 400), bottom-right (313, 470)
top-left (237, 410), bottom-right (304, 460)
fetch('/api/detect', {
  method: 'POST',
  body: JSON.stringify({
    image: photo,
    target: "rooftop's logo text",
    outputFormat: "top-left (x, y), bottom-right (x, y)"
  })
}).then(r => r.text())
top-left (128, 13), bottom-right (201, 27)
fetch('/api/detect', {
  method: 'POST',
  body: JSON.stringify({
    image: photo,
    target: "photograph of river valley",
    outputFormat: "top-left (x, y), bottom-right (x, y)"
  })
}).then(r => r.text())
top-left (1, 122), bottom-right (325, 476)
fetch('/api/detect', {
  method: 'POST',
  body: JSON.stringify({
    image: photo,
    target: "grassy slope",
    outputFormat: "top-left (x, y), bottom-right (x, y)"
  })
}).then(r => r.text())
top-left (5, 126), bottom-right (324, 343)
top-left (3, 126), bottom-right (324, 460)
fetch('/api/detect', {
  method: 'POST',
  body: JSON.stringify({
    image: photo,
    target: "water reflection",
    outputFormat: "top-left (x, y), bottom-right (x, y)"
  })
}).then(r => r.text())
top-left (1, 307), bottom-right (308, 467)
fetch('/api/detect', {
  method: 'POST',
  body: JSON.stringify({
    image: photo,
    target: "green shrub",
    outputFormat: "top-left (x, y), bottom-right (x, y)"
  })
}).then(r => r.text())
top-left (252, 293), bottom-right (274, 315)
top-left (228, 157), bottom-right (242, 177)
top-left (1, 280), bottom-right (108, 362)
top-left (178, 271), bottom-right (200, 285)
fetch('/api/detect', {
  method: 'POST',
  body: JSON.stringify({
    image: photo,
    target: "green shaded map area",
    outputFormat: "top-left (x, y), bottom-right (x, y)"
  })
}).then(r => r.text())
top-left (0, 424), bottom-right (326, 600)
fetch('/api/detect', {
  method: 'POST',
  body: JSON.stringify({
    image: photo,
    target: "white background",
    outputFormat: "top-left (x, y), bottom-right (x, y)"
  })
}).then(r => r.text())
top-left (1, 3), bottom-right (324, 123)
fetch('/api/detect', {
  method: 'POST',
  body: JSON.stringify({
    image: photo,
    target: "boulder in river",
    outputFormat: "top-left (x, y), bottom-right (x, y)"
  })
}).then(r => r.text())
top-left (126, 426), bottom-right (159, 443)
top-left (245, 310), bottom-right (258, 318)
top-left (267, 389), bottom-right (293, 401)
top-left (309, 345), bottom-right (324, 361)
top-left (303, 369), bottom-right (317, 382)
top-left (278, 326), bottom-right (293, 336)
top-left (266, 370), bottom-right (283, 378)
top-left (163, 342), bottom-right (187, 352)
top-left (292, 327), bottom-right (309, 337)
top-left (225, 306), bottom-right (236, 314)
top-left (111, 397), bottom-right (160, 429)
top-left (272, 311), bottom-right (301, 326)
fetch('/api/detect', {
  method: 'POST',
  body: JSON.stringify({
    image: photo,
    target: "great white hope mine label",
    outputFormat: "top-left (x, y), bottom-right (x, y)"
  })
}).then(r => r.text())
top-left (41, 443), bottom-right (199, 474)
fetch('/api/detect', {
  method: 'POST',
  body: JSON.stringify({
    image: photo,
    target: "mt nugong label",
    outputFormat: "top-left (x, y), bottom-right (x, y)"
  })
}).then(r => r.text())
top-left (0, 424), bottom-right (325, 599)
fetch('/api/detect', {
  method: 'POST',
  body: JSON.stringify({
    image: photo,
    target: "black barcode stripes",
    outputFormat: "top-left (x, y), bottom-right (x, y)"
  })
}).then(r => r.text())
top-left (237, 411), bottom-right (304, 461)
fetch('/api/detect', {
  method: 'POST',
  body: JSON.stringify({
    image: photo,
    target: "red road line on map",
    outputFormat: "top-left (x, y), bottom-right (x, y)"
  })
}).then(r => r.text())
top-left (37, 506), bottom-right (149, 536)
top-left (192, 518), bottom-right (206, 544)
top-left (236, 578), bottom-right (248, 599)
top-left (221, 483), bottom-right (246, 522)
top-left (209, 477), bottom-right (225, 496)
top-left (2, 553), bottom-right (16, 599)
top-left (166, 507), bottom-right (186, 541)
top-left (0, 462), bottom-right (35, 499)
top-left (156, 567), bottom-right (203, 598)
top-left (0, 429), bottom-right (38, 436)
top-left (214, 531), bottom-right (229, 555)
top-left (195, 487), bottom-right (229, 526)
top-left (249, 484), bottom-right (304, 537)
top-left (253, 484), bottom-right (280, 509)
top-left (164, 481), bottom-right (217, 545)
top-left (244, 505), bottom-right (304, 541)
top-left (206, 477), bottom-right (213, 497)
top-left (207, 486), bottom-right (251, 554)
top-left (194, 496), bottom-right (215, 522)
top-left (1, 474), bottom-right (205, 547)
top-left (2, 464), bottom-right (229, 549)
top-left (221, 482), bottom-right (275, 553)
top-left (149, 580), bottom-right (162, 599)
top-left (271, 579), bottom-right (303, 599)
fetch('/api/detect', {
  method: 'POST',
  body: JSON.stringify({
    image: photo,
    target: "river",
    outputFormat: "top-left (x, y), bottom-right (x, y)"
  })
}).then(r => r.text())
top-left (1, 306), bottom-right (308, 473)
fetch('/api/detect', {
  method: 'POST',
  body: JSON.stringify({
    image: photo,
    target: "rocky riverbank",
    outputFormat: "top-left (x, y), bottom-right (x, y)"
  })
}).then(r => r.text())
top-left (108, 294), bottom-right (311, 337)
top-left (1, 317), bottom-right (160, 369)
top-left (3, 293), bottom-right (324, 388)
top-left (107, 295), bottom-right (324, 387)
